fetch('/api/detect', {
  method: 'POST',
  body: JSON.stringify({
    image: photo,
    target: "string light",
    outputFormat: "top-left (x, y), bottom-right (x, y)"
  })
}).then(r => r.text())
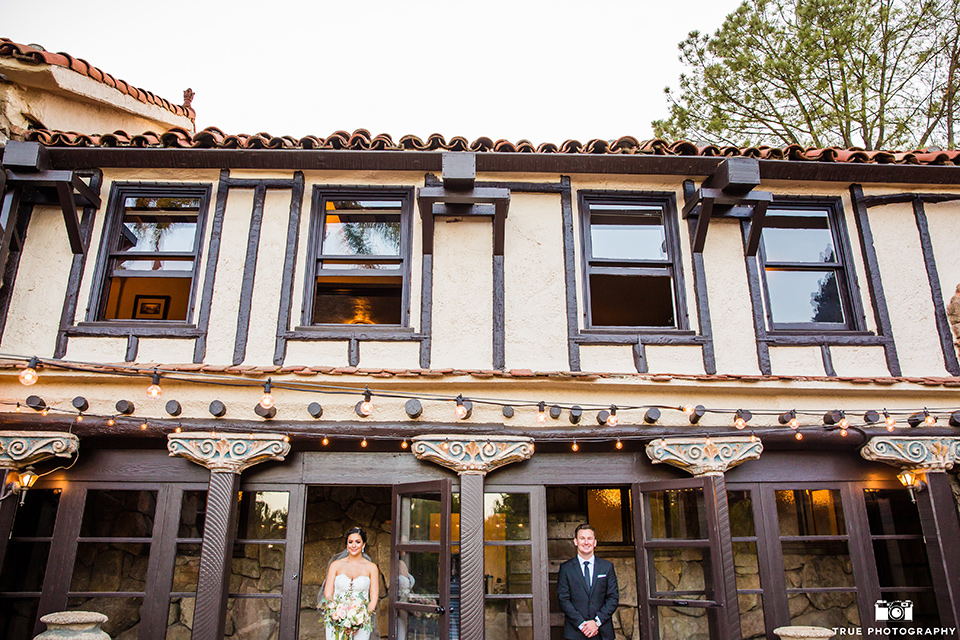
top-left (536, 401), bottom-right (547, 424)
top-left (259, 379), bottom-right (274, 409)
top-left (358, 388), bottom-right (373, 417)
top-left (14, 403), bottom-right (20, 413)
top-left (19, 357), bottom-right (39, 386)
top-left (924, 409), bottom-right (937, 425)
top-left (795, 431), bottom-right (803, 440)
top-left (146, 371), bottom-right (162, 399)
top-left (571, 441), bottom-right (579, 452)
top-left (283, 435), bottom-right (290, 442)
top-left (140, 422), bottom-right (147, 430)
top-left (175, 426), bottom-right (182, 433)
top-left (76, 413), bottom-right (83, 422)
top-left (606, 405), bottom-right (619, 427)
top-left (884, 410), bottom-right (896, 430)
top-left (734, 409), bottom-right (751, 430)
top-left (107, 417), bottom-right (115, 426)
top-left (322, 436), bottom-right (329, 446)
top-left (682, 405), bottom-right (694, 415)
top-left (401, 439), bottom-right (408, 449)
top-left (455, 395), bottom-right (472, 420)
top-left (615, 438), bottom-right (623, 450)
top-left (361, 438), bottom-right (368, 448)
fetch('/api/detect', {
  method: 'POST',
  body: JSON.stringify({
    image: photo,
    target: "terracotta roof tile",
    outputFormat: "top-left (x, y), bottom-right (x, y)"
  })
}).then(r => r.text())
top-left (14, 119), bottom-right (960, 167)
top-left (1, 37), bottom-right (195, 121)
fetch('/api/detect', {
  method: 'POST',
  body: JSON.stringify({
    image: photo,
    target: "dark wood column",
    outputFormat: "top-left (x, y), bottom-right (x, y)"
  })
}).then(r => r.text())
top-left (193, 470), bottom-right (242, 640)
top-left (167, 432), bottom-right (290, 640)
top-left (412, 435), bottom-right (534, 640)
top-left (706, 474), bottom-right (742, 640)
top-left (917, 473), bottom-right (960, 629)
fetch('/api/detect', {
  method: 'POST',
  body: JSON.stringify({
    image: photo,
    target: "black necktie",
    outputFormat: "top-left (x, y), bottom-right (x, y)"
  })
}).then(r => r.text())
top-left (583, 561), bottom-right (591, 588)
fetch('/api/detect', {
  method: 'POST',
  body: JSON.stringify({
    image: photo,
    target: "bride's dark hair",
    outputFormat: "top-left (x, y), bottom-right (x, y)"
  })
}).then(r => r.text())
top-left (345, 526), bottom-right (367, 544)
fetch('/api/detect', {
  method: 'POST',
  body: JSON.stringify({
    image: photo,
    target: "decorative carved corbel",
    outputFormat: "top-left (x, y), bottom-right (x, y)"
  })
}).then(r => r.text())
top-left (167, 432), bottom-right (290, 474)
top-left (861, 436), bottom-right (960, 473)
top-left (0, 431), bottom-right (79, 470)
top-left (646, 436), bottom-right (763, 476)
top-left (412, 435), bottom-right (534, 475)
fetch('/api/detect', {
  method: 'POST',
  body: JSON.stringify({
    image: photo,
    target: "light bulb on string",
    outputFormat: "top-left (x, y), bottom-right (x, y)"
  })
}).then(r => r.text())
top-left (401, 439), bottom-right (408, 449)
top-left (146, 371), bottom-right (162, 399)
top-left (884, 410), bottom-right (896, 431)
top-left (175, 426), bottom-right (182, 433)
top-left (322, 436), bottom-right (329, 446)
top-left (140, 422), bottom-right (147, 430)
top-left (455, 395), bottom-right (471, 420)
top-left (40, 408), bottom-right (48, 417)
top-left (359, 388), bottom-right (373, 416)
top-left (361, 438), bottom-right (368, 448)
top-left (795, 431), bottom-right (803, 441)
top-left (615, 438), bottom-right (623, 450)
top-left (606, 406), bottom-right (619, 427)
top-left (536, 401), bottom-right (547, 424)
top-left (682, 405), bottom-right (694, 415)
top-left (19, 357), bottom-right (39, 386)
top-left (15, 403), bottom-right (20, 413)
top-left (571, 440), bottom-right (579, 452)
top-left (76, 413), bottom-right (83, 422)
top-left (107, 417), bottom-right (115, 426)
top-left (789, 418), bottom-right (800, 429)
top-left (924, 409), bottom-right (936, 425)
top-left (259, 379), bottom-right (274, 409)
top-left (734, 409), bottom-right (751, 430)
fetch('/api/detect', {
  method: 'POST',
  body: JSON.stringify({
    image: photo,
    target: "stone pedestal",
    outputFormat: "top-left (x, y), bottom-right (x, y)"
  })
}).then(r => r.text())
top-left (33, 611), bottom-right (110, 640)
top-left (773, 625), bottom-right (835, 640)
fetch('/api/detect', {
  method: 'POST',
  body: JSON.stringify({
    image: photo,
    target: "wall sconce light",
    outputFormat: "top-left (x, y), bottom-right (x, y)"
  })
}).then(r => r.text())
top-left (1, 466), bottom-right (39, 504)
top-left (897, 468), bottom-right (925, 503)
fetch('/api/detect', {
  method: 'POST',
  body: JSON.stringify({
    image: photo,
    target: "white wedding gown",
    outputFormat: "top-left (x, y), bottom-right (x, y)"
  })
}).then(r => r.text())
top-left (326, 574), bottom-right (372, 640)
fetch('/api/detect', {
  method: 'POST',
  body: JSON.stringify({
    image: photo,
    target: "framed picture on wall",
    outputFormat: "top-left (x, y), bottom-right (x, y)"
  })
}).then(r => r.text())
top-left (132, 295), bottom-right (171, 320)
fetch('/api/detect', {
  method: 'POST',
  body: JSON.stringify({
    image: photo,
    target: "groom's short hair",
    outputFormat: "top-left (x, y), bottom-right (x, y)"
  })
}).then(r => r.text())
top-left (574, 523), bottom-right (596, 537)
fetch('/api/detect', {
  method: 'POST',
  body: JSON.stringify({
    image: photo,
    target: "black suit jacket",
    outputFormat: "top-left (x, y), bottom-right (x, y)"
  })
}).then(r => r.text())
top-left (557, 556), bottom-right (619, 640)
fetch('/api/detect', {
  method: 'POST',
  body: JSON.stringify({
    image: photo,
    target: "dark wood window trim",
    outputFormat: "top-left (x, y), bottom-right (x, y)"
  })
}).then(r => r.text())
top-left (78, 181), bottom-right (213, 336)
top-left (298, 185), bottom-right (415, 330)
top-left (743, 196), bottom-right (877, 375)
top-left (578, 190), bottom-right (689, 334)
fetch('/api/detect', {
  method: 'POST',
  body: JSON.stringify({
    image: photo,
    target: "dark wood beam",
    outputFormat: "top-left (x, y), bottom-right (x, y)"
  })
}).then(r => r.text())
top-left (692, 197), bottom-right (714, 253)
top-left (916, 473), bottom-right (960, 630)
top-left (744, 197), bottom-right (769, 256)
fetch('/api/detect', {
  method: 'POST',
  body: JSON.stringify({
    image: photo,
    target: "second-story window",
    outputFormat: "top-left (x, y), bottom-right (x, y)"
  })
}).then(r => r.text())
top-left (304, 188), bottom-right (413, 326)
top-left (92, 185), bottom-right (210, 322)
top-left (758, 204), bottom-right (858, 331)
top-left (579, 192), bottom-right (686, 330)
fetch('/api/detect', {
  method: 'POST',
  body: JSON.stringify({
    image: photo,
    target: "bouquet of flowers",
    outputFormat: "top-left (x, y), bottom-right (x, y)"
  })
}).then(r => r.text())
top-left (320, 590), bottom-right (373, 640)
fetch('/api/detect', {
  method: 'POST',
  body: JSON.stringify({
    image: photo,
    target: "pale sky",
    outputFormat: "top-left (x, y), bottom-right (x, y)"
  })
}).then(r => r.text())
top-left (3, 0), bottom-right (744, 145)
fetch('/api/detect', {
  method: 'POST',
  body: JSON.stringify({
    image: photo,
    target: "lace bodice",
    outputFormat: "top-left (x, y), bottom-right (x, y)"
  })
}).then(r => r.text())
top-left (333, 573), bottom-right (371, 598)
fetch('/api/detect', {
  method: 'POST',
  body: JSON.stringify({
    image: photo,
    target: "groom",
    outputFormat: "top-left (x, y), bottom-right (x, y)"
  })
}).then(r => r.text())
top-left (557, 523), bottom-right (619, 639)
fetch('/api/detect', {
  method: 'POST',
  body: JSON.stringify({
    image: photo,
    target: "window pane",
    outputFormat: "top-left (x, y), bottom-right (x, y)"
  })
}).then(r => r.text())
top-left (167, 596), bottom-right (195, 640)
top-left (485, 599), bottom-right (532, 640)
top-left (0, 542), bottom-right (49, 591)
top-left (67, 596), bottom-right (142, 638)
top-left (80, 490), bottom-right (157, 538)
top-left (237, 491), bottom-right (288, 540)
top-left (762, 209), bottom-right (836, 263)
top-left (590, 273), bottom-right (675, 327)
top-left (775, 489), bottom-right (846, 536)
top-left (397, 551), bottom-right (440, 599)
top-left (864, 489), bottom-right (922, 536)
top-left (11, 489), bottom-right (59, 537)
top-left (652, 547), bottom-right (711, 598)
top-left (648, 488), bottom-right (706, 540)
top-left (739, 593), bottom-right (765, 640)
top-left (224, 597), bottom-right (281, 640)
top-left (586, 488), bottom-right (628, 543)
top-left (766, 269), bottom-right (844, 324)
top-left (173, 543), bottom-right (202, 593)
top-left (727, 491), bottom-right (755, 537)
top-left (118, 211), bottom-right (198, 253)
top-left (103, 276), bottom-right (192, 321)
top-left (788, 591), bottom-right (859, 629)
top-left (71, 541), bottom-right (150, 592)
top-left (654, 605), bottom-right (710, 640)
top-left (322, 200), bottom-right (402, 257)
top-left (0, 598), bottom-right (39, 640)
top-left (484, 493), bottom-right (530, 541)
top-left (313, 279), bottom-right (402, 325)
top-left (590, 209), bottom-right (667, 261)
top-left (400, 495), bottom-right (442, 543)
top-left (319, 261), bottom-right (400, 270)
top-left (179, 491), bottom-right (207, 538)
top-left (484, 546), bottom-right (531, 595)
top-left (230, 544), bottom-right (284, 595)
top-left (782, 540), bottom-right (853, 588)
top-left (733, 542), bottom-right (760, 591)
top-left (114, 258), bottom-right (194, 271)
top-left (397, 609), bottom-right (443, 640)
top-left (874, 539), bottom-right (933, 587)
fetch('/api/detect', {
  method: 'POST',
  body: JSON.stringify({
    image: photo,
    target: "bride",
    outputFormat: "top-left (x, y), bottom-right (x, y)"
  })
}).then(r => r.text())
top-left (323, 527), bottom-right (380, 640)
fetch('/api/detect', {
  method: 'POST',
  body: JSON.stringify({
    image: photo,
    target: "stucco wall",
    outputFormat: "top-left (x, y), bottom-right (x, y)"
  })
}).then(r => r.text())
top-left (2, 168), bottom-right (959, 379)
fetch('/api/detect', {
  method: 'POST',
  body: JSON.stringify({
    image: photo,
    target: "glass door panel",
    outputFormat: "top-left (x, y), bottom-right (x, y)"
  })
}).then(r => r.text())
top-left (390, 480), bottom-right (452, 640)
top-left (635, 477), bottom-right (728, 640)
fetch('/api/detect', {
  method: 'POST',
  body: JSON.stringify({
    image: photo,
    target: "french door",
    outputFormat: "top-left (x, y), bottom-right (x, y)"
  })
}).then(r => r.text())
top-left (634, 476), bottom-right (739, 640)
top-left (389, 480), bottom-right (453, 640)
